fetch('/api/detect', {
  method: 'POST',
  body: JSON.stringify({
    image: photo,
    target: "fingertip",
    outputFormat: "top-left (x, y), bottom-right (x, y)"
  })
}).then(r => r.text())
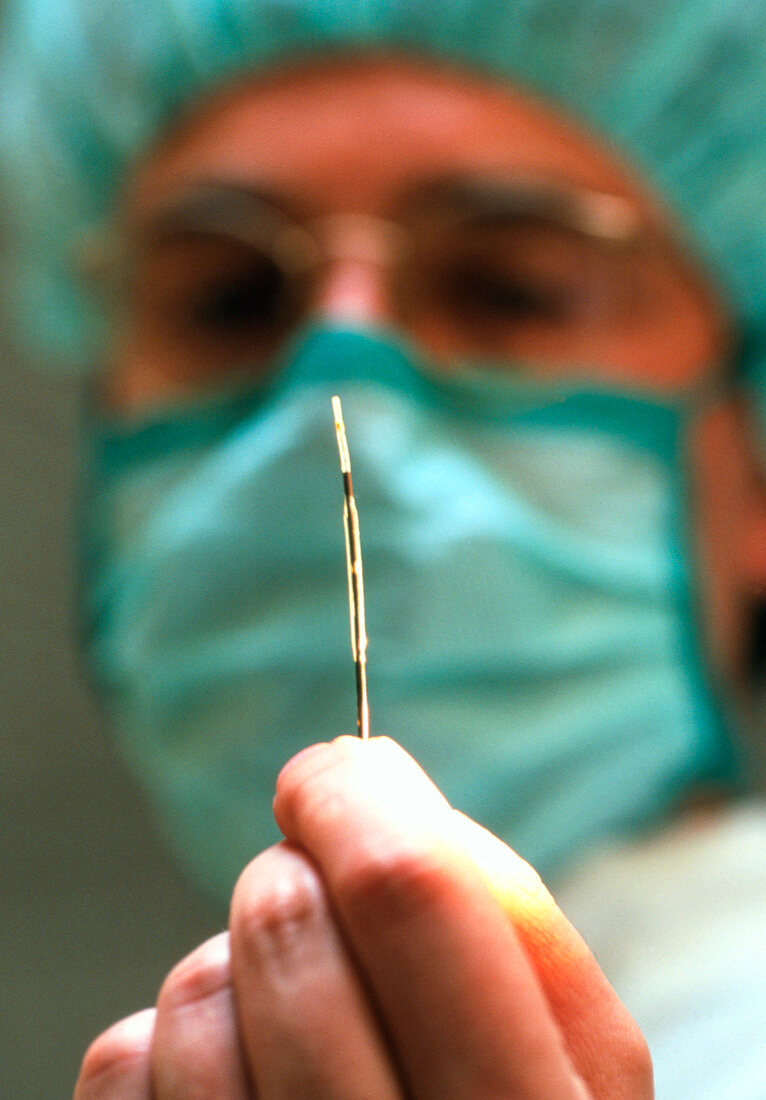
top-left (273, 737), bottom-right (368, 831)
top-left (273, 735), bottom-right (449, 846)
top-left (275, 734), bottom-right (391, 790)
top-left (75, 1008), bottom-right (155, 1097)
top-left (276, 736), bottom-right (406, 791)
top-left (156, 931), bottom-right (231, 1014)
top-left (274, 739), bottom-right (341, 808)
top-left (278, 739), bottom-right (334, 780)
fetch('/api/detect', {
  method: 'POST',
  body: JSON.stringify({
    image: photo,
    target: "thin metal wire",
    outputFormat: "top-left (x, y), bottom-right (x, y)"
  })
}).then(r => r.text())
top-left (332, 396), bottom-right (370, 740)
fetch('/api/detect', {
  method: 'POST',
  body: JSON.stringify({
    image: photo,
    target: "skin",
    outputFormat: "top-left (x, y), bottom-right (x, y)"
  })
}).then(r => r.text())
top-left (110, 55), bottom-right (728, 400)
top-left (77, 56), bottom-right (766, 1098)
top-left (77, 736), bottom-right (651, 1099)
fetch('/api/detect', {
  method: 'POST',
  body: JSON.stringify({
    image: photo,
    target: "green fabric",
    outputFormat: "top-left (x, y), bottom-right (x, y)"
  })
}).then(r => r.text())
top-left (79, 324), bottom-right (736, 897)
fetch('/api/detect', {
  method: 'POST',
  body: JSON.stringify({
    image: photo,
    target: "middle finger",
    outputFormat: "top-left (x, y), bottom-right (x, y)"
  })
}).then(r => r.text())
top-left (230, 842), bottom-right (403, 1099)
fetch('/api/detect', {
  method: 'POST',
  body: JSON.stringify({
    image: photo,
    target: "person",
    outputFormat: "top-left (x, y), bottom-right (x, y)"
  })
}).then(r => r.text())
top-left (1, 2), bottom-right (765, 1096)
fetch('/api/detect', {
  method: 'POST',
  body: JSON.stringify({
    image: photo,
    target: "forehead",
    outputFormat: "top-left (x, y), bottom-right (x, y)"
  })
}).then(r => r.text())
top-left (125, 54), bottom-right (659, 220)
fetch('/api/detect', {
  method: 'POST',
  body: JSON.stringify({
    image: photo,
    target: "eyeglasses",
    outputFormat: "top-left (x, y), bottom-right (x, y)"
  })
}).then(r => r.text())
top-left (79, 174), bottom-right (708, 395)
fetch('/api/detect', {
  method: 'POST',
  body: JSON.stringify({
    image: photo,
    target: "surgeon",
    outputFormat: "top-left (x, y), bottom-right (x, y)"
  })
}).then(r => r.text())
top-left (1, 1), bottom-right (765, 1097)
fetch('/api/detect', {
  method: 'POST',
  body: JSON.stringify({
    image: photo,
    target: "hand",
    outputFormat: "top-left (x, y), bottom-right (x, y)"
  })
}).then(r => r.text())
top-left (74, 736), bottom-right (653, 1098)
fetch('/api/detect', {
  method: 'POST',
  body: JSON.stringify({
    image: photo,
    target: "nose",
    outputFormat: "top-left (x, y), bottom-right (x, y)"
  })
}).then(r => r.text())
top-left (311, 257), bottom-right (392, 325)
top-left (306, 213), bottom-right (403, 328)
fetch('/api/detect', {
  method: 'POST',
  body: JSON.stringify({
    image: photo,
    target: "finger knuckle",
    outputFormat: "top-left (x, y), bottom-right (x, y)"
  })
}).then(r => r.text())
top-left (338, 842), bottom-right (457, 928)
top-left (231, 848), bottom-right (326, 962)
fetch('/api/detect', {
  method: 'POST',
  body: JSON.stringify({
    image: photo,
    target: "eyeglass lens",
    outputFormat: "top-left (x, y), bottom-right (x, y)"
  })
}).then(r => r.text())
top-left (115, 179), bottom-right (684, 390)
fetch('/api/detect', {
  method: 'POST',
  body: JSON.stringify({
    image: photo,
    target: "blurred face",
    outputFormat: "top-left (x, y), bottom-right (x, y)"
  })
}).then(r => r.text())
top-left (104, 55), bottom-right (765, 687)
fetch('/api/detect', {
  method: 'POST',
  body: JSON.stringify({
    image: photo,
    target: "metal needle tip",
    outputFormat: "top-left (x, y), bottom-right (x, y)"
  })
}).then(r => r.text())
top-left (332, 395), bottom-right (351, 474)
top-left (332, 396), bottom-right (370, 740)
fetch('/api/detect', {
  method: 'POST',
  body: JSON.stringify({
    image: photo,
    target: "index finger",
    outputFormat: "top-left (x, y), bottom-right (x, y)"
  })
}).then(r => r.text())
top-left (274, 737), bottom-right (593, 1100)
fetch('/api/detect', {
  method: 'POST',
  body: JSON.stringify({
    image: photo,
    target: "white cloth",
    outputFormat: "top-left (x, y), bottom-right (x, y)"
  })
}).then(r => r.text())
top-left (555, 802), bottom-right (766, 1099)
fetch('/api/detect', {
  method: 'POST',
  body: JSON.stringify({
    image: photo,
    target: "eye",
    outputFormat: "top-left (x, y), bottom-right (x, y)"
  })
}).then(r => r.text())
top-left (131, 232), bottom-right (299, 342)
top-left (127, 230), bottom-right (305, 383)
top-left (407, 215), bottom-right (602, 337)
top-left (185, 253), bottom-right (287, 335)
top-left (437, 260), bottom-right (576, 323)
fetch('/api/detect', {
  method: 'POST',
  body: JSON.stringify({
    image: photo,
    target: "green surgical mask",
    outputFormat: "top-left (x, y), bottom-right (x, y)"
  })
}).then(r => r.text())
top-left (80, 325), bottom-right (738, 901)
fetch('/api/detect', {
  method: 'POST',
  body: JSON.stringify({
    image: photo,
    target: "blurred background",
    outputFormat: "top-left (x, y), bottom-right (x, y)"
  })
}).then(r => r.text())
top-left (0, 351), bottom-right (222, 1098)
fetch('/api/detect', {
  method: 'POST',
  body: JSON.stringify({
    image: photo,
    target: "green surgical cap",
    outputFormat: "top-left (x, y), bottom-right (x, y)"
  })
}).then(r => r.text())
top-left (1, 0), bottom-right (766, 447)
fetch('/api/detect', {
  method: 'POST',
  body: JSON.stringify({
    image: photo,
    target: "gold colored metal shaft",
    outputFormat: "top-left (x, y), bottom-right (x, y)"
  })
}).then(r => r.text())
top-left (332, 396), bottom-right (370, 740)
